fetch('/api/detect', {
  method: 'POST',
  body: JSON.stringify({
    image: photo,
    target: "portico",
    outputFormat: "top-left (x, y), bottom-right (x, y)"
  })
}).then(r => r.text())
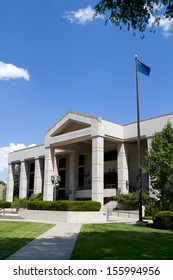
top-left (42, 112), bottom-right (127, 205)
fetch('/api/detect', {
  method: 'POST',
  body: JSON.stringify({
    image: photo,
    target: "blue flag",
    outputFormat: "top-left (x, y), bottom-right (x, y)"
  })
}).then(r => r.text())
top-left (137, 60), bottom-right (151, 76)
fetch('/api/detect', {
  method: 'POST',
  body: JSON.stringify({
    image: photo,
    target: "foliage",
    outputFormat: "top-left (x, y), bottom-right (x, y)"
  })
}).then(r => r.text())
top-left (143, 121), bottom-right (173, 209)
top-left (144, 200), bottom-right (161, 218)
top-left (115, 191), bottom-right (151, 209)
top-left (154, 211), bottom-right (173, 230)
top-left (28, 193), bottom-right (43, 201)
top-left (0, 181), bottom-right (6, 201)
top-left (27, 200), bottom-right (101, 211)
top-left (11, 196), bottom-right (27, 209)
top-left (0, 201), bottom-right (11, 208)
top-left (1, 186), bottom-right (6, 201)
top-left (94, 0), bottom-right (173, 35)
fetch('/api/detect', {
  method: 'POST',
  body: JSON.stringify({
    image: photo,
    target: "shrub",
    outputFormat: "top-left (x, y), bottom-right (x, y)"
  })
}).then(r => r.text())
top-left (2, 186), bottom-right (6, 201)
top-left (27, 200), bottom-right (101, 211)
top-left (153, 211), bottom-right (173, 230)
top-left (0, 201), bottom-right (11, 208)
top-left (29, 193), bottom-right (43, 201)
top-left (11, 197), bottom-right (27, 209)
top-left (115, 192), bottom-right (151, 210)
top-left (144, 200), bottom-right (161, 218)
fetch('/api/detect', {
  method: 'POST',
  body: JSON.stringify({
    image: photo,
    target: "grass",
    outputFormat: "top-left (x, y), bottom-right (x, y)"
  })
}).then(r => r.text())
top-left (0, 221), bottom-right (54, 260)
top-left (71, 223), bottom-right (173, 260)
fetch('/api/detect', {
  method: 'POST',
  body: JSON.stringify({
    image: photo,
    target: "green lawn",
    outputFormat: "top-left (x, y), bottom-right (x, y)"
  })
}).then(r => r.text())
top-left (71, 223), bottom-right (173, 260)
top-left (0, 221), bottom-right (54, 260)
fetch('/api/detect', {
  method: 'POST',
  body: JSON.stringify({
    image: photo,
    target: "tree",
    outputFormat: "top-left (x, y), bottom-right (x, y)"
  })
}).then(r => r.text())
top-left (143, 121), bottom-right (173, 210)
top-left (94, 0), bottom-right (173, 34)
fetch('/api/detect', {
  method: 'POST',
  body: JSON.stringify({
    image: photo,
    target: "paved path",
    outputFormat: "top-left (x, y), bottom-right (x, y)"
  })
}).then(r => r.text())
top-left (6, 223), bottom-right (81, 260)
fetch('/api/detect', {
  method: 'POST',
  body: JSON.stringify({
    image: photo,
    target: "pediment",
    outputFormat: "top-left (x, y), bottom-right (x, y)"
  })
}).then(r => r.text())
top-left (46, 111), bottom-right (99, 139)
top-left (51, 120), bottom-right (90, 136)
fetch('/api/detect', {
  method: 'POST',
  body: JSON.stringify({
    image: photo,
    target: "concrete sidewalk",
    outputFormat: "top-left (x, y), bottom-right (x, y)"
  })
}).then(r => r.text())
top-left (6, 223), bottom-right (82, 260)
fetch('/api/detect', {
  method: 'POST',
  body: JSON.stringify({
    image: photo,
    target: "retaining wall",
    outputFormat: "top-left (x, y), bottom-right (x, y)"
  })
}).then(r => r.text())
top-left (18, 209), bottom-right (108, 223)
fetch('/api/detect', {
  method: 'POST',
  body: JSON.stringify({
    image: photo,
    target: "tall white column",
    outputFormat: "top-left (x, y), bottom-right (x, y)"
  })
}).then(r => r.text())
top-left (34, 158), bottom-right (42, 194)
top-left (117, 142), bottom-right (129, 194)
top-left (69, 151), bottom-right (78, 200)
top-left (19, 161), bottom-right (28, 198)
top-left (92, 136), bottom-right (104, 205)
top-left (6, 163), bottom-right (14, 202)
top-left (43, 147), bottom-right (54, 201)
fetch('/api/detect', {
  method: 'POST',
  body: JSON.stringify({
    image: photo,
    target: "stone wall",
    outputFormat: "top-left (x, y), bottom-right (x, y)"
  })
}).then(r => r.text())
top-left (18, 209), bottom-right (108, 223)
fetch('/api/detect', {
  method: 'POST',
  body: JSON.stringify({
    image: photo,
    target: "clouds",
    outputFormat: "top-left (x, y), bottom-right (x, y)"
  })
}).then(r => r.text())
top-left (0, 61), bottom-right (30, 81)
top-left (149, 14), bottom-right (173, 37)
top-left (64, 5), bottom-right (104, 25)
top-left (159, 17), bottom-right (173, 38)
top-left (64, 4), bottom-right (173, 37)
top-left (148, 4), bottom-right (173, 37)
top-left (0, 143), bottom-right (35, 180)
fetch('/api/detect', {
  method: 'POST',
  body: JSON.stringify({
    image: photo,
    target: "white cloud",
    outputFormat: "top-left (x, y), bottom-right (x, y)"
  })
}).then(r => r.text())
top-left (0, 143), bottom-right (35, 180)
top-left (64, 5), bottom-right (104, 25)
top-left (160, 17), bottom-right (173, 37)
top-left (148, 4), bottom-right (173, 37)
top-left (0, 61), bottom-right (30, 81)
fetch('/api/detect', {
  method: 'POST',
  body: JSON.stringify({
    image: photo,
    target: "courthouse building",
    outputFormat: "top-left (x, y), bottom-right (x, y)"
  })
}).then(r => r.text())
top-left (6, 111), bottom-right (173, 205)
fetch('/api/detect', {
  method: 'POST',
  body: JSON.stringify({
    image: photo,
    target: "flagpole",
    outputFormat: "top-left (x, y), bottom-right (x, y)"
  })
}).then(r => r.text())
top-left (135, 55), bottom-right (143, 222)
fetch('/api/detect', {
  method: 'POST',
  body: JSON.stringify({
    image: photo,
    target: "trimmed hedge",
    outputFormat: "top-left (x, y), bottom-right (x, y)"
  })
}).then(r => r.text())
top-left (154, 211), bottom-right (173, 230)
top-left (27, 200), bottom-right (101, 211)
top-left (0, 201), bottom-right (11, 208)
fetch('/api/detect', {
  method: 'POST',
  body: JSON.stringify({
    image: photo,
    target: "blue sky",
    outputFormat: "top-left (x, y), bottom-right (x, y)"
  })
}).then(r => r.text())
top-left (0, 0), bottom-right (173, 181)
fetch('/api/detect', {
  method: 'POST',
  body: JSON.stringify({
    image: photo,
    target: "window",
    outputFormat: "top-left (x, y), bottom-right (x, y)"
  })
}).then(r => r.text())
top-left (59, 158), bottom-right (66, 189)
top-left (28, 162), bottom-right (35, 197)
top-left (78, 155), bottom-right (85, 188)
top-left (104, 150), bottom-right (117, 161)
top-left (13, 163), bottom-right (20, 197)
top-left (79, 155), bottom-right (84, 166)
top-left (59, 158), bottom-right (66, 169)
top-left (104, 169), bottom-right (117, 189)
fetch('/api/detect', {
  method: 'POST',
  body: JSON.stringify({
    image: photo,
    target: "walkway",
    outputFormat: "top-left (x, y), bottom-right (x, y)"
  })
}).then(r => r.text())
top-left (6, 222), bottom-right (81, 260)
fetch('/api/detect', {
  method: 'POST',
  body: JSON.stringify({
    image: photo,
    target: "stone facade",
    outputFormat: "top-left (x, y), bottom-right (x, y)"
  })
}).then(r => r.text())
top-left (6, 111), bottom-right (173, 205)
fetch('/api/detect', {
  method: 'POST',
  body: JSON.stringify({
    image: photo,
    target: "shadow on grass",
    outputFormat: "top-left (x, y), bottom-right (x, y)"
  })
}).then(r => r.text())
top-left (1, 222), bottom-right (173, 260)
top-left (1, 233), bottom-right (79, 260)
top-left (71, 223), bottom-right (173, 260)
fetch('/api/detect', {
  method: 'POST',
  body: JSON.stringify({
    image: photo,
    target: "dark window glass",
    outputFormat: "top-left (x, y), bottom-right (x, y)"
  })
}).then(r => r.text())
top-left (13, 163), bottom-right (20, 197)
top-left (78, 167), bottom-right (84, 187)
top-left (79, 155), bottom-right (84, 166)
top-left (104, 171), bottom-right (117, 189)
top-left (59, 158), bottom-right (66, 168)
top-left (30, 173), bottom-right (34, 188)
top-left (28, 172), bottom-right (34, 197)
top-left (57, 189), bottom-right (66, 200)
top-left (30, 163), bottom-right (35, 172)
top-left (59, 169), bottom-right (66, 188)
top-left (104, 150), bottom-right (117, 161)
